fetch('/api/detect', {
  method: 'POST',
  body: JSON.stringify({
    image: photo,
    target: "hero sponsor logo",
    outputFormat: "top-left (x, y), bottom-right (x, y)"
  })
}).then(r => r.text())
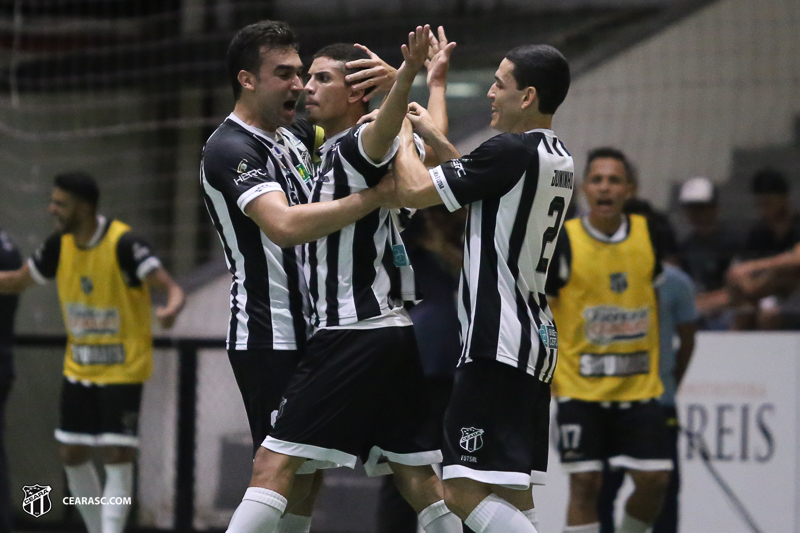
top-left (234, 159), bottom-right (268, 185)
top-left (583, 305), bottom-right (649, 345)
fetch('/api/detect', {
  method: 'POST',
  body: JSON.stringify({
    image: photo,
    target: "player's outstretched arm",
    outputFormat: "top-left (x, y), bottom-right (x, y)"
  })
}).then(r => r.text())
top-left (345, 44), bottom-right (397, 102)
top-left (391, 131), bottom-right (445, 209)
top-left (359, 25), bottom-right (430, 163)
top-left (0, 264), bottom-right (36, 294)
top-left (245, 188), bottom-right (385, 248)
top-left (425, 26), bottom-right (456, 137)
top-left (146, 267), bottom-right (185, 329)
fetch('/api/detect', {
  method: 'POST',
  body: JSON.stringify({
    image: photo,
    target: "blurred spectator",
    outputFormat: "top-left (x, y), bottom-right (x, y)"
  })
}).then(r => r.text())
top-left (376, 206), bottom-right (467, 533)
top-left (743, 168), bottom-right (800, 259)
top-left (730, 169), bottom-right (800, 329)
top-left (676, 177), bottom-right (741, 329)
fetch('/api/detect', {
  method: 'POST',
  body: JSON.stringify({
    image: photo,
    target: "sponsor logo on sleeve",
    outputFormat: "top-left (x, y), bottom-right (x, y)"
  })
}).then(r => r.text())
top-left (234, 159), bottom-right (268, 185)
top-left (451, 159), bottom-right (466, 178)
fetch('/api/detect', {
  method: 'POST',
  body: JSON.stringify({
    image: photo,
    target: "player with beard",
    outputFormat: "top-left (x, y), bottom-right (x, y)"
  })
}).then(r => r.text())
top-left (202, 20), bottom-right (400, 533)
top-left (0, 172), bottom-right (184, 533)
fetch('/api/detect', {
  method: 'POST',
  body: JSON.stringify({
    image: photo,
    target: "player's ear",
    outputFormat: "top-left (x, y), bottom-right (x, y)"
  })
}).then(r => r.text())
top-left (238, 70), bottom-right (256, 93)
top-left (521, 86), bottom-right (537, 110)
top-left (347, 86), bottom-right (366, 105)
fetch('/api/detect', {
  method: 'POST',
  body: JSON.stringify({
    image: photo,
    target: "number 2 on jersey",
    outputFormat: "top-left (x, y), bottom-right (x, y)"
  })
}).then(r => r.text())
top-left (536, 196), bottom-right (566, 273)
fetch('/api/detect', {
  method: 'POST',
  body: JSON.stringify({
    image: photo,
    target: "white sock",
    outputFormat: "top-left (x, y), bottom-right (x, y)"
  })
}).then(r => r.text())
top-left (522, 507), bottom-right (539, 531)
top-left (102, 463), bottom-right (134, 533)
top-left (226, 487), bottom-right (287, 533)
top-left (563, 523), bottom-right (600, 533)
top-left (64, 462), bottom-right (103, 533)
top-left (465, 494), bottom-right (537, 533)
top-left (275, 513), bottom-right (312, 533)
top-left (418, 500), bottom-right (462, 533)
top-left (616, 513), bottom-right (651, 533)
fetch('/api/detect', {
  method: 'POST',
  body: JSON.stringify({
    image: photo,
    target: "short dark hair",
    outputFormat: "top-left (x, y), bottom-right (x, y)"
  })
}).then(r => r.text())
top-left (504, 44), bottom-right (570, 115)
top-left (227, 20), bottom-right (299, 100)
top-left (751, 168), bottom-right (789, 195)
top-left (585, 147), bottom-right (637, 185)
top-left (54, 172), bottom-right (99, 208)
top-left (313, 43), bottom-right (373, 108)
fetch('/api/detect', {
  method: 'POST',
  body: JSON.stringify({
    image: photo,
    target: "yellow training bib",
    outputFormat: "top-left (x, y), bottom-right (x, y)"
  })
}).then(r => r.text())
top-left (550, 215), bottom-right (662, 402)
top-left (57, 220), bottom-right (153, 384)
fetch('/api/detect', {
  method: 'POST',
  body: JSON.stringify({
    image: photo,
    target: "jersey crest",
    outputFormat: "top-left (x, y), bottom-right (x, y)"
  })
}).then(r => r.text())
top-left (610, 272), bottom-right (628, 293)
top-left (459, 427), bottom-right (485, 453)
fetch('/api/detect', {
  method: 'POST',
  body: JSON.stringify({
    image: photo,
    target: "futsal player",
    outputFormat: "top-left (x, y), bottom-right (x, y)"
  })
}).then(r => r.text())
top-left (545, 148), bottom-right (671, 533)
top-left (0, 172), bottom-right (185, 533)
top-left (389, 44), bottom-right (574, 533)
top-left (201, 20), bottom-right (399, 532)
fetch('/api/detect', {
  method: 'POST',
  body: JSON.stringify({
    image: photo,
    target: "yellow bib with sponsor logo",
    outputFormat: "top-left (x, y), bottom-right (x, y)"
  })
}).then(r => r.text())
top-left (57, 220), bottom-right (153, 384)
top-left (550, 215), bottom-right (662, 402)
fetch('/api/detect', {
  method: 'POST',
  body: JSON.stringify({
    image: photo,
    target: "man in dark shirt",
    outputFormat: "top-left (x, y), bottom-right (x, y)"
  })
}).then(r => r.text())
top-left (676, 176), bottom-right (741, 329)
top-left (743, 169), bottom-right (800, 258)
top-left (0, 226), bottom-right (21, 533)
top-left (734, 169), bottom-right (800, 329)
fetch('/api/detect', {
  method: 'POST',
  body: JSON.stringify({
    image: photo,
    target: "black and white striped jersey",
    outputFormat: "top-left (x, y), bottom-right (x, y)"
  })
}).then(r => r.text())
top-left (429, 129), bottom-right (574, 382)
top-left (201, 113), bottom-right (319, 351)
top-left (307, 124), bottom-right (418, 329)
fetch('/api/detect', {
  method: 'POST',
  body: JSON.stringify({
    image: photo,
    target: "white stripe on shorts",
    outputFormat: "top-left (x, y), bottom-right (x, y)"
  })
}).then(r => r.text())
top-left (262, 436), bottom-right (354, 470)
top-left (55, 429), bottom-right (139, 448)
top-left (363, 447), bottom-right (443, 477)
top-left (442, 465), bottom-right (532, 490)
top-left (609, 455), bottom-right (673, 472)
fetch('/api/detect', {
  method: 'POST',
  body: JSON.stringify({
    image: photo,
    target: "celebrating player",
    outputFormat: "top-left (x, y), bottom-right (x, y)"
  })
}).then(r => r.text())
top-left (0, 172), bottom-right (185, 533)
top-left (201, 20), bottom-right (402, 531)
top-left (389, 44), bottom-right (573, 533)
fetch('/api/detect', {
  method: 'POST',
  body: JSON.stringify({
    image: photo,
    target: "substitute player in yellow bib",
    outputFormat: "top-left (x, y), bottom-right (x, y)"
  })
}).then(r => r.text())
top-left (545, 148), bottom-right (670, 533)
top-left (0, 172), bottom-right (184, 533)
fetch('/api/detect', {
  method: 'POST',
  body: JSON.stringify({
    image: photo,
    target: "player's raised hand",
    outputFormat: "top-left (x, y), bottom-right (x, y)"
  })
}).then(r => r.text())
top-left (397, 25), bottom-right (431, 84)
top-left (345, 44), bottom-right (398, 102)
top-left (425, 26), bottom-right (456, 88)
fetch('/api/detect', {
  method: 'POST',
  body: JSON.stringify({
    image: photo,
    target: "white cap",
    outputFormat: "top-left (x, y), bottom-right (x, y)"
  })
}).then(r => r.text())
top-left (679, 176), bottom-right (716, 204)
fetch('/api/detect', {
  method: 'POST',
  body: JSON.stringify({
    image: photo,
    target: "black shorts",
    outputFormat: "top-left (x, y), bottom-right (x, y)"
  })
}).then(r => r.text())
top-left (441, 360), bottom-right (551, 489)
top-left (264, 326), bottom-right (440, 476)
top-left (55, 378), bottom-right (142, 447)
top-left (555, 398), bottom-right (673, 472)
top-left (228, 348), bottom-right (302, 455)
